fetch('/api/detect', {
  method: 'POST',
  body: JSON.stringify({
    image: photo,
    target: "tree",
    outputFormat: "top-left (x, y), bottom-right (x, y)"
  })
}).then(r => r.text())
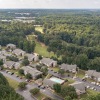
top-left (38, 55), bottom-right (42, 60)
top-left (0, 73), bottom-right (24, 100)
top-left (30, 88), bottom-right (40, 95)
top-left (18, 69), bottom-right (24, 75)
top-left (58, 69), bottom-right (65, 76)
top-left (75, 54), bottom-right (88, 70)
top-left (53, 84), bottom-right (61, 93)
top-left (0, 60), bottom-right (3, 66)
top-left (41, 67), bottom-right (48, 75)
top-left (60, 86), bottom-right (77, 99)
top-left (25, 73), bottom-right (32, 79)
top-left (18, 82), bottom-right (27, 90)
top-left (36, 65), bottom-right (42, 71)
top-left (64, 96), bottom-right (72, 100)
top-left (22, 59), bottom-right (29, 66)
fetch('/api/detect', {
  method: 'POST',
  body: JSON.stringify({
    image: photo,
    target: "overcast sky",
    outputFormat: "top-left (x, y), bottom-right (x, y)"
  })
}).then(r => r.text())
top-left (0, 0), bottom-right (100, 9)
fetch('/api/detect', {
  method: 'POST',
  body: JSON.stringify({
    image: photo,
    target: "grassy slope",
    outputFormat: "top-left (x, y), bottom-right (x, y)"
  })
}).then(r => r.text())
top-left (81, 89), bottom-right (99, 99)
top-left (27, 35), bottom-right (56, 57)
top-left (35, 26), bottom-right (44, 34)
top-left (6, 77), bottom-right (19, 89)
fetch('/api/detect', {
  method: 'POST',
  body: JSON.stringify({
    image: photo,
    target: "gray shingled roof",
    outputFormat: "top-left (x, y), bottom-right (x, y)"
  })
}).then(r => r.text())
top-left (43, 79), bottom-right (57, 88)
top-left (59, 63), bottom-right (77, 71)
top-left (71, 82), bottom-right (86, 92)
top-left (13, 49), bottom-right (25, 54)
top-left (26, 53), bottom-right (37, 61)
top-left (7, 43), bottom-right (16, 47)
top-left (86, 70), bottom-right (95, 76)
top-left (22, 66), bottom-right (42, 77)
top-left (4, 61), bottom-right (15, 67)
top-left (40, 58), bottom-right (56, 65)
top-left (93, 71), bottom-right (100, 78)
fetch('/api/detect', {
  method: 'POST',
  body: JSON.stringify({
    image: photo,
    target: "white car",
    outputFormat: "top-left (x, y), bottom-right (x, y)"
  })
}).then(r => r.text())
top-left (91, 82), bottom-right (96, 85)
top-left (96, 83), bottom-right (99, 86)
top-left (86, 86), bottom-right (90, 88)
top-left (94, 88), bottom-right (97, 91)
top-left (90, 87), bottom-right (95, 90)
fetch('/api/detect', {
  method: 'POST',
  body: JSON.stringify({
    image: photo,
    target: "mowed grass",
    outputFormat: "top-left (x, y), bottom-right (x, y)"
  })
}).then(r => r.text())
top-left (6, 77), bottom-right (19, 89)
top-left (77, 69), bottom-right (85, 78)
top-left (81, 89), bottom-right (99, 99)
top-left (34, 93), bottom-right (46, 100)
top-left (35, 26), bottom-right (44, 34)
top-left (35, 41), bottom-right (56, 58)
top-left (27, 35), bottom-right (62, 58)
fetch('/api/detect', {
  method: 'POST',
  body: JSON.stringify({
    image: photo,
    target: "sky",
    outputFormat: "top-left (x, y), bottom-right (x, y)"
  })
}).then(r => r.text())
top-left (0, 0), bottom-right (100, 9)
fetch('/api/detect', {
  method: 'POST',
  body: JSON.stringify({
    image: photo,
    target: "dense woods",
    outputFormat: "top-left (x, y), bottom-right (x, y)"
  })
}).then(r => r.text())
top-left (0, 73), bottom-right (24, 100)
top-left (0, 9), bottom-right (100, 71)
top-left (34, 10), bottom-right (100, 71)
top-left (0, 22), bottom-right (35, 53)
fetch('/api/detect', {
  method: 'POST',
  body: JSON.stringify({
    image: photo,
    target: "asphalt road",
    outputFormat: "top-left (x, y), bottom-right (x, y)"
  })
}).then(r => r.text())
top-left (1, 69), bottom-right (100, 100)
top-left (16, 83), bottom-right (63, 100)
top-left (0, 71), bottom-right (25, 82)
top-left (0, 70), bottom-right (63, 100)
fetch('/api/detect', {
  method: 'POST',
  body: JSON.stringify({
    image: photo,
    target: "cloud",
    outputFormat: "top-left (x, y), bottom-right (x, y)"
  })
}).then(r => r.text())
top-left (0, 0), bottom-right (100, 9)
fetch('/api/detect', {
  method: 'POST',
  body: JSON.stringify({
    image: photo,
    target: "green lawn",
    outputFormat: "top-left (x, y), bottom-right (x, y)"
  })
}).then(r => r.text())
top-left (35, 26), bottom-right (44, 34)
top-left (63, 79), bottom-right (75, 87)
top-left (77, 69), bottom-right (85, 78)
top-left (45, 74), bottom-right (52, 79)
top-left (34, 93), bottom-right (46, 100)
top-left (81, 89), bottom-right (99, 99)
top-left (27, 35), bottom-right (56, 57)
top-left (6, 77), bottom-right (19, 89)
top-left (35, 41), bottom-right (56, 58)
top-left (50, 67), bottom-right (60, 72)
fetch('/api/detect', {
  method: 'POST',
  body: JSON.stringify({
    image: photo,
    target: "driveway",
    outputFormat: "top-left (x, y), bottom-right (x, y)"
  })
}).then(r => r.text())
top-left (0, 71), bottom-right (25, 82)
top-left (48, 69), bottom-right (100, 92)
top-left (16, 83), bottom-right (63, 100)
top-left (75, 78), bottom-right (100, 92)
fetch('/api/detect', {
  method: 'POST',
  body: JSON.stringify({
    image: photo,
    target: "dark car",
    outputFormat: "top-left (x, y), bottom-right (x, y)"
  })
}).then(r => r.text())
top-left (40, 85), bottom-right (45, 89)
top-left (11, 72), bottom-right (14, 75)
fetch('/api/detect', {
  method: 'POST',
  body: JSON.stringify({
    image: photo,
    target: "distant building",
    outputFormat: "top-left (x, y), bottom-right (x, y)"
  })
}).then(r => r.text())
top-left (12, 49), bottom-right (26, 56)
top-left (26, 53), bottom-right (39, 62)
top-left (14, 62), bottom-right (21, 69)
top-left (85, 70), bottom-right (100, 82)
top-left (40, 58), bottom-right (57, 67)
top-left (3, 61), bottom-right (15, 69)
top-left (21, 66), bottom-right (42, 79)
top-left (43, 79), bottom-right (57, 88)
top-left (3, 61), bottom-right (20, 69)
top-left (59, 63), bottom-right (77, 73)
top-left (7, 44), bottom-right (16, 50)
top-left (0, 55), bottom-right (6, 63)
top-left (70, 82), bottom-right (86, 95)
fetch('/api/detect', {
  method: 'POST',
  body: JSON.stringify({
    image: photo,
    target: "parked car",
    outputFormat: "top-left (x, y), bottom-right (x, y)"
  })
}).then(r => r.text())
top-left (82, 78), bottom-right (86, 82)
top-left (25, 79), bottom-right (30, 82)
top-left (38, 84), bottom-right (42, 87)
top-left (5, 70), bottom-right (9, 73)
top-left (94, 88), bottom-right (97, 91)
top-left (11, 72), bottom-right (14, 75)
top-left (96, 83), bottom-right (99, 86)
top-left (16, 75), bottom-right (19, 77)
top-left (90, 87), bottom-right (95, 90)
top-left (40, 85), bottom-right (45, 89)
top-left (86, 86), bottom-right (90, 88)
top-left (20, 77), bottom-right (22, 79)
top-left (91, 82), bottom-right (96, 85)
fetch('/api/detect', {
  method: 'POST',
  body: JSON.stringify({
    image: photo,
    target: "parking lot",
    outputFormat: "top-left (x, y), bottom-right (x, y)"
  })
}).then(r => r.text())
top-left (0, 70), bottom-right (25, 82)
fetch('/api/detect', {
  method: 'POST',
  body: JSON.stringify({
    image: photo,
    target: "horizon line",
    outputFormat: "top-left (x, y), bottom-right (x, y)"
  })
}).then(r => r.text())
top-left (0, 8), bottom-right (100, 10)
